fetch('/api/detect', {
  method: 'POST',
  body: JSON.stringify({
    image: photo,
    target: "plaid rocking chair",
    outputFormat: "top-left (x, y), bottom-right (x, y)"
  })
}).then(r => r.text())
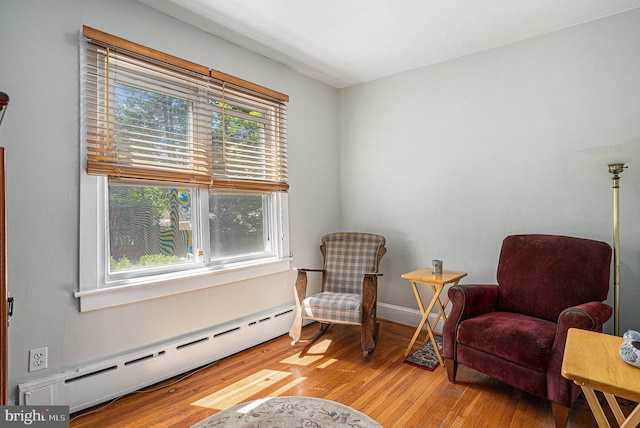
top-left (289, 232), bottom-right (387, 357)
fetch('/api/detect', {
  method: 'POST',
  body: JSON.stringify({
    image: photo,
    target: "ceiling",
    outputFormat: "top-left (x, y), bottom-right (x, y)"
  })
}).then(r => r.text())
top-left (136, 0), bottom-right (640, 88)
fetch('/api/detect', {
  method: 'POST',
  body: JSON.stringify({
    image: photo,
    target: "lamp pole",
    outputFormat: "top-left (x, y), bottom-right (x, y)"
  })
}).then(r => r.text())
top-left (609, 163), bottom-right (625, 336)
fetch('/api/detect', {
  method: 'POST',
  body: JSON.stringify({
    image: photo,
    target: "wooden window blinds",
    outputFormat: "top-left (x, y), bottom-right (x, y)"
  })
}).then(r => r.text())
top-left (82, 26), bottom-right (289, 191)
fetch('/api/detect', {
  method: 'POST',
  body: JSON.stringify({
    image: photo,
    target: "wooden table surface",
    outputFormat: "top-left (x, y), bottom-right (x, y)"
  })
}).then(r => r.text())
top-left (401, 268), bottom-right (467, 285)
top-left (562, 328), bottom-right (640, 402)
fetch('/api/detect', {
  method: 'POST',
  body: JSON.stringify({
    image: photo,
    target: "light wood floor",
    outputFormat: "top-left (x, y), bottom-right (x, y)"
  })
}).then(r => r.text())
top-left (69, 320), bottom-right (629, 427)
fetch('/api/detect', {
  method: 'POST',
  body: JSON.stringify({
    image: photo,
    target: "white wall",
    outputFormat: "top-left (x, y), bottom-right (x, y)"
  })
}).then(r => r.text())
top-left (3, 0), bottom-right (640, 407)
top-left (338, 9), bottom-right (640, 333)
top-left (0, 0), bottom-right (340, 403)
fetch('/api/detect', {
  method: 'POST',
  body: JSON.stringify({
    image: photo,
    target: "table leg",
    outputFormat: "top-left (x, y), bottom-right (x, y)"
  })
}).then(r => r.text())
top-left (423, 322), bottom-right (443, 366)
top-left (620, 404), bottom-right (640, 427)
top-left (604, 393), bottom-right (626, 425)
top-left (404, 283), bottom-right (445, 366)
top-left (430, 284), bottom-right (447, 328)
top-left (431, 278), bottom-right (460, 330)
top-left (404, 281), bottom-right (429, 356)
top-left (404, 315), bottom-right (430, 357)
top-left (582, 386), bottom-right (612, 428)
top-left (422, 286), bottom-right (445, 366)
top-left (602, 393), bottom-right (640, 428)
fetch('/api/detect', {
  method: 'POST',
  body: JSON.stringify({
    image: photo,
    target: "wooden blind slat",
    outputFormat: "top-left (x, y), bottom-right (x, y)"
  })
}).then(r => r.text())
top-left (210, 70), bottom-right (289, 103)
top-left (82, 26), bottom-right (288, 192)
top-left (84, 25), bottom-right (288, 103)
top-left (83, 25), bottom-right (209, 77)
top-left (211, 178), bottom-right (289, 192)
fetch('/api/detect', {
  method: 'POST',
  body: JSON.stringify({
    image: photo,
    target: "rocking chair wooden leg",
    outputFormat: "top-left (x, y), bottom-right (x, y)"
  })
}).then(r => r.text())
top-left (291, 322), bottom-right (331, 345)
top-left (361, 318), bottom-right (380, 358)
top-left (362, 322), bottom-right (380, 358)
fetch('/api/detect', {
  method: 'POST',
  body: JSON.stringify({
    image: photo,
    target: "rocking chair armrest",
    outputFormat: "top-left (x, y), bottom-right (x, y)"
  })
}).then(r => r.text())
top-left (293, 268), bottom-right (324, 304)
top-left (364, 272), bottom-right (383, 278)
top-left (361, 272), bottom-right (380, 316)
top-left (362, 273), bottom-right (383, 297)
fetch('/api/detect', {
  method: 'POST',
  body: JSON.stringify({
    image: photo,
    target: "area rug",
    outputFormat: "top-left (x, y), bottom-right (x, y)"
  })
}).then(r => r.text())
top-left (404, 337), bottom-right (442, 370)
top-left (192, 396), bottom-right (382, 428)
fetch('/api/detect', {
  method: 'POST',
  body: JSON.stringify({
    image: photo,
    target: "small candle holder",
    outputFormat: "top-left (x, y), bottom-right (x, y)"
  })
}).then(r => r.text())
top-left (432, 260), bottom-right (443, 274)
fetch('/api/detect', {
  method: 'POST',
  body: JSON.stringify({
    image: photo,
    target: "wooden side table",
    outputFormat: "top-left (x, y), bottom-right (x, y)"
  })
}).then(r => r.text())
top-left (402, 268), bottom-right (467, 365)
top-left (562, 328), bottom-right (640, 427)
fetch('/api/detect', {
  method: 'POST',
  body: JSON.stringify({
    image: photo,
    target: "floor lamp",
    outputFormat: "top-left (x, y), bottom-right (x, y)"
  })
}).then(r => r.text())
top-left (581, 143), bottom-right (640, 337)
top-left (608, 163), bottom-right (626, 336)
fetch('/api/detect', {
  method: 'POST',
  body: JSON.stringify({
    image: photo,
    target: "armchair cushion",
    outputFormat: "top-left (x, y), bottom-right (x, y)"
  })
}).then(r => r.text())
top-left (496, 234), bottom-right (611, 322)
top-left (457, 312), bottom-right (556, 371)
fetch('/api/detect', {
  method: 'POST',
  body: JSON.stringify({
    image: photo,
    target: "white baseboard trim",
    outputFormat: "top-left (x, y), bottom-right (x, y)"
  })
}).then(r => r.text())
top-left (18, 304), bottom-right (296, 412)
top-left (377, 302), bottom-right (444, 334)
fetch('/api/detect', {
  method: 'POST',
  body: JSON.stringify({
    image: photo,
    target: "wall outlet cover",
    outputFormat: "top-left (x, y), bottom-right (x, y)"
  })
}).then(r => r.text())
top-left (29, 347), bottom-right (48, 372)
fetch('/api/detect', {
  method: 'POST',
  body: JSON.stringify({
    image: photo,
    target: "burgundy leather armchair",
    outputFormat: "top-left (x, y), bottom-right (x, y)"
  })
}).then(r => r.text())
top-left (443, 234), bottom-right (612, 428)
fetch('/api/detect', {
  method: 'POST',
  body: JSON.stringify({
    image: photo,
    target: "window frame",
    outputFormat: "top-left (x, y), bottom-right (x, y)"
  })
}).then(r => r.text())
top-left (76, 27), bottom-right (291, 312)
top-left (77, 174), bottom-right (290, 312)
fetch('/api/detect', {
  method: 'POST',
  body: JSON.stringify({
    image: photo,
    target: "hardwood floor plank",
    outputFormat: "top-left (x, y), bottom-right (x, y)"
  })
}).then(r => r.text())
top-left (70, 320), bottom-right (611, 427)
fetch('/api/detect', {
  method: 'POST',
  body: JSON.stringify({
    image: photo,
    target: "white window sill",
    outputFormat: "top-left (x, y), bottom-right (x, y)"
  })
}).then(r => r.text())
top-left (74, 257), bottom-right (292, 312)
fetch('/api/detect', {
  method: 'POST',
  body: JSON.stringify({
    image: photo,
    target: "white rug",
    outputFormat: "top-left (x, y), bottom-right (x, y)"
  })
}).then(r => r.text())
top-left (191, 396), bottom-right (382, 428)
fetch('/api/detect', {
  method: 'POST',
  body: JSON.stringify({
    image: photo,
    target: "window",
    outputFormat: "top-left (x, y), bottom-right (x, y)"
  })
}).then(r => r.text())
top-left (108, 182), bottom-right (196, 276)
top-left (208, 192), bottom-right (274, 262)
top-left (77, 26), bottom-right (290, 311)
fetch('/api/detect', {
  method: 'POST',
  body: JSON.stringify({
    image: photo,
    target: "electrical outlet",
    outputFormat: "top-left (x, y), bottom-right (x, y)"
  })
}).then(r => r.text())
top-left (29, 347), bottom-right (48, 372)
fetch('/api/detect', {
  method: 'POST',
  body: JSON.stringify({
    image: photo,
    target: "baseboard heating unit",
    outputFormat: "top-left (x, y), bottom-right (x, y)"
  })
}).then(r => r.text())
top-left (18, 304), bottom-right (295, 413)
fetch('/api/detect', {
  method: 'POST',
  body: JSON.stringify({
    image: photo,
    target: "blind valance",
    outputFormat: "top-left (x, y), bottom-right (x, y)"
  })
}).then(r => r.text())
top-left (82, 26), bottom-right (288, 191)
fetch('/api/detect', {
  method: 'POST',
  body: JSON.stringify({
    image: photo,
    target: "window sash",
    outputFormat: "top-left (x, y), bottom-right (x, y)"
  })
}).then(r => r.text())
top-left (207, 191), bottom-right (277, 264)
top-left (106, 180), bottom-right (202, 281)
top-left (103, 180), bottom-right (279, 284)
top-left (82, 26), bottom-right (288, 192)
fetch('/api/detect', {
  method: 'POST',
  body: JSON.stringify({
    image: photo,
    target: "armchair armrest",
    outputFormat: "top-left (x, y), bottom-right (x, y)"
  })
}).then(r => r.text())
top-left (443, 284), bottom-right (499, 360)
top-left (552, 301), bottom-right (613, 357)
top-left (547, 301), bottom-right (612, 404)
top-left (556, 301), bottom-right (613, 334)
top-left (448, 284), bottom-right (500, 320)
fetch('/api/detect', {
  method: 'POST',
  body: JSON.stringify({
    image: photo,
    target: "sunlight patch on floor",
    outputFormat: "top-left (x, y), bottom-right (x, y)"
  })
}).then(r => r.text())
top-left (307, 338), bottom-right (333, 353)
top-left (280, 339), bottom-right (338, 366)
top-left (267, 376), bottom-right (307, 396)
top-left (234, 397), bottom-right (270, 415)
top-left (190, 369), bottom-right (291, 410)
top-left (317, 358), bottom-right (338, 368)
